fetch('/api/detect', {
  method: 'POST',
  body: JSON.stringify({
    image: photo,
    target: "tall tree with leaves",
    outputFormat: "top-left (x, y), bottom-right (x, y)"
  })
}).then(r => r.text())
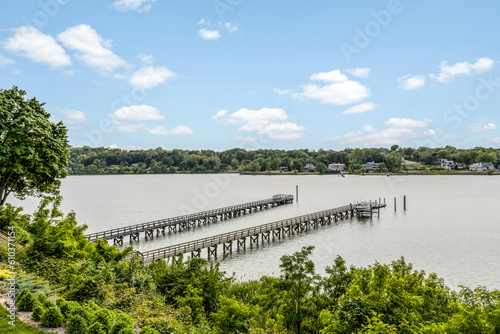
top-left (279, 245), bottom-right (317, 334)
top-left (0, 86), bottom-right (69, 205)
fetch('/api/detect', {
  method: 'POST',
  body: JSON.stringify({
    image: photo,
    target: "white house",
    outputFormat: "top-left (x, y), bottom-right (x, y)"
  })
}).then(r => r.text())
top-left (304, 163), bottom-right (316, 170)
top-left (440, 159), bottom-right (457, 170)
top-left (362, 161), bottom-right (379, 172)
top-left (328, 163), bottom-right (346, 171)
top-left (469, 162), bottom-right (494, 171)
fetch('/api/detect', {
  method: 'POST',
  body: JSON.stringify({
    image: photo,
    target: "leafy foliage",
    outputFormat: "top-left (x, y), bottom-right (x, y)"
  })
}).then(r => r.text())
top-left (0, 86), bottom-right (70, 205)
top-left (40, 305), bottom-right (64, 328)
top-left (17, 290), bottom-right (36, 311)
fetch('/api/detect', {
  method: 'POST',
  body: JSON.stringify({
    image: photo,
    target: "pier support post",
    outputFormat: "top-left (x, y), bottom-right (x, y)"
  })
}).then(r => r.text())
top-left (296, 185), bottom-right (298, 202)
top-left (394, 197), bottom-right (396, 211)
top-left (404, 195), bottom-right (406, 210)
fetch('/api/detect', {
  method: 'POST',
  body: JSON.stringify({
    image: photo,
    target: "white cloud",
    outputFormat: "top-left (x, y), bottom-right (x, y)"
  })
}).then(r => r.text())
top-left (112, 0), bottom-right (156, 12)
top-left (211, 109), bottom-right (228, 120)
top-left (225, 22), bottom-right (238, 32)
top-left (213, 107), bottom-right (306, 141)
top-left (3, 26), bottom-right (71, 69)
top-left (487, 137), bottom-right (500, 144)
top-left (199, 28), bottom-right (221, 40)
top-left (384, 117), bottom-right (431, 128)
top-left (290, 69), bottom-right (370, 105)
top-left (333, 118), bottom-right (435, 146)
top-left (232, 136), bottom-right (257, 144)
top-left (341, 102), bottom-right (377, 115)
top-left (398, 74), bottom-right (426, 90)
top-left (58, 24), bottom-right (128, 74)
top-left (310, 70), bottom-right (348, 83)
top-left (144, 125), bottom-right (193, 136)
top-left (472, 123), bottom-right (496, 133)
top-left (109, 105), bottom-right (165, 121)
top-left (273, 88), bottom-right (293, 95)
top-left (430, 57), bottom-right (495, 83)
top-left (129, 66), bottom-right (175, 89)
top-left (0, 53), bottom-right (15, 67)
top-left (107, 144), bottom-right (145, 150)
top-left (346, 67), bottom-right (371, 78)
top-left (139, 54), bottom-right (154, 65)
top-left (59, 109), bottom-right (87, 125)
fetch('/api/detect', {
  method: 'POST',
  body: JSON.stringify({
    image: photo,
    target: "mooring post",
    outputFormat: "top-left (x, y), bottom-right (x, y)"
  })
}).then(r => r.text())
top-left (296, 185), bottom-right (298, 202)
top-left (404, 195), bottom-right (406, 210)
top-left (394, 197), bottom-right (396, 211)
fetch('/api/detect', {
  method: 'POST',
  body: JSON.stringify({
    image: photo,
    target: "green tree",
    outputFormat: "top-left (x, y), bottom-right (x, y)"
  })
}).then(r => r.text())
top-left (279, 246), bottom-right (317, 334)
top-left (0, 86), bottom-right (70, 205)
top-left (212, 296), bottom-right (251, 334)
top-left (316, 162), bottom-right (328, 174)
top-left (384, 152), bottom-right (402, 172)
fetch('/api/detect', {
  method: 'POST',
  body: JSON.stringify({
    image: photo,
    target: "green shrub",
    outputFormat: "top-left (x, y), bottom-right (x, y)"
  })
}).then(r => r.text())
top-left (17, 288), bottom-right (31, 301)
top-left (17, 290), bottom-right (36, 311)
top-left (110, 313), bottom-right (134, 334)
top-left (69, 304), bottom-right (92, 322)
top-left (56, 297), bottom-right (72, 319)
top-left (37, 293), bottom-right (54, 308)
top-left (41, 305), bottom-right (64, 328)
top-left (89, 321), bottom-right (106, 334)
top-left (66, 314), bottom-right (89, 334)
top-left (93, 308), bottom-right (115, 329)
top-left (139, 325), bottom-right (160, 334)
top-left (31, 303), bottom-right (44, 321)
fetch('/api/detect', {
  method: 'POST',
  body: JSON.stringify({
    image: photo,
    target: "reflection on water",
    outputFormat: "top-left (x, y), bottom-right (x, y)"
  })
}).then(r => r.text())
top-left (9, 174), bottom-right (500, 289)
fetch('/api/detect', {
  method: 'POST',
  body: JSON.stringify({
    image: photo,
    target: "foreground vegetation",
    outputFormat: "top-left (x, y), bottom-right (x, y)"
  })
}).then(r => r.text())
top-left (1, 199), bottom-right (500, 333)
top-left (67, 145), bottom-right (500, 175)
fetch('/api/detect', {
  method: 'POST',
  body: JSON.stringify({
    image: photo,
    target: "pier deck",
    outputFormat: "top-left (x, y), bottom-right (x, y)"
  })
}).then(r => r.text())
top-left (133, 201), bottom-right (386, 262)
top-left (86, 194), bottom-right (294, 244)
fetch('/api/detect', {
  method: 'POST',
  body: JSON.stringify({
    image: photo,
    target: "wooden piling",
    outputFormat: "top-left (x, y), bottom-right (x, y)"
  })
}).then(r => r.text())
top-left (404, 195), bottom-right (406, 210)
top-left (296, 185), bottom-right (298, 202)
top-left (394, 197), bottom-right (396, 211)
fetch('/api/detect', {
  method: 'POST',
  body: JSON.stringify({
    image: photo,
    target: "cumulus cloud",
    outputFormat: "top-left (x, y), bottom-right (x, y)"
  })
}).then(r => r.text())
top-left (198, 28), bottom-right (221, 40)
top-left (430, 57), bottom-right (495, 83)
top-left (273, 88), bottom-right (293, 95)
top-left (398, 74), bottom-right (426, 90)
top-left (0, 53), bottom-right (15, 67)
top-left (472, 123), bottom-right (496, 133)
top-left (3, 26), bottom-right (71, 69)
top-left (213, 107), bottom-right (306, 141)
top-left (341, 102), bottom-right (377, 115)
top-left (144, 125), bottom-right (193, 136)
top-left (333, 118), bottom-right (435, 146)
top-left (287, 69), bottom-right (370, 105)
top-left (112, 0), bottom-right (156, 12)
top-left (129, 65), bottom-right (175, 89)
top-left (487, 137), bottom-right (500, 144)
top-left (225, 23), bottom-right (238, 32)
top-left (345, 67), bottom-right (371, 78)
top-left (58, 24), bottom-right (128, 74)
top-left (109, 105), bottom-right (192, 137)
top-left (59, 109), bottom-right (87, 129)
top-left (109, 105), bottom-right (165, 121)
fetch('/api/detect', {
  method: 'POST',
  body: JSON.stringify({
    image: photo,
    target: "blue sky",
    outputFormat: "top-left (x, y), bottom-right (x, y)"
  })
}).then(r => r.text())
top-left (1, 0), bottom-right (500, 151)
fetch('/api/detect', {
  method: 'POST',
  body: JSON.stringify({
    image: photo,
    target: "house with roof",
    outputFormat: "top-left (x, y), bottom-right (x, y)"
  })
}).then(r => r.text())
top-left (362, 161), bottom-right (379, 172)
top-left (439, 159), bottom-right (457, 170)
top-left (304, 163), bottom-right (316, 170)
top-left (469, 162), bottom-right (494, 171)
top-left (328, 163), bottom-right (346, 171)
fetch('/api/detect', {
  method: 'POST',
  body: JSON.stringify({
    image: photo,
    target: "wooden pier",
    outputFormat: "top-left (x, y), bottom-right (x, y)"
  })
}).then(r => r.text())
top-left (132, 201), bottom-right (386, 263)
top-left (85, 194), bottom-right (294, 244)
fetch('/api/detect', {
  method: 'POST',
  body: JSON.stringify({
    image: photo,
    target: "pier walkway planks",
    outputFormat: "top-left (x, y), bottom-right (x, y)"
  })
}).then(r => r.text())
top-left (134, 202), bottom-right (386, 262)
top-left (86, 194), bottom-right (294, 244)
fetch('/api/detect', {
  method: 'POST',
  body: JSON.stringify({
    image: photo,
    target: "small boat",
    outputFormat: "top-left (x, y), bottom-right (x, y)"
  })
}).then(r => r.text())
top-left (355, 202), bottom-right (372, 217)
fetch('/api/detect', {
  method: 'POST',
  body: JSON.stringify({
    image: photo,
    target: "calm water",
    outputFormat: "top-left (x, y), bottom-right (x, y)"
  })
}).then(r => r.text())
top-left (10, 174), bottom-right (500, 289)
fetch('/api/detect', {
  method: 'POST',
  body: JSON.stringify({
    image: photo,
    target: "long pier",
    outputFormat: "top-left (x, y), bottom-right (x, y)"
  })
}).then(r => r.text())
top-left (133, 201), bottom-right (386, 262)
top-left (86, 194), bottom-right (294, 244)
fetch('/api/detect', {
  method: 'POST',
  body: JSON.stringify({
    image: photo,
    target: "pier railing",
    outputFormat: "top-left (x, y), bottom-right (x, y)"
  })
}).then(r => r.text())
top-left (137, 202), bottom-right (385, 262)
top-left (85, 194), bottom-right (293, 242)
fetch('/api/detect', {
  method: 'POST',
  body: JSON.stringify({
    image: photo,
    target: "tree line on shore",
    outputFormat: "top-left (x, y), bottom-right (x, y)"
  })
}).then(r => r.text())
top-left (68, 145), bottom-right (500, 175)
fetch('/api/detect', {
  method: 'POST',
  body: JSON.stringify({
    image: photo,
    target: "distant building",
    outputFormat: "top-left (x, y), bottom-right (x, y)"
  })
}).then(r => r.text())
top-left (328, 163), bottom-right (346, 171)
top-left (131, 163), bottom-right (139, 167)
top-left (304, 163), bottom-right (316, 170)
top-left (277, 166), bottom-right (289, 171)
top-left (362, 161), bottom-right (379, 172)
top-left (469, 162), bottom-right (494, 171)
top-left (439, 159), bottom-right (457, 170)
top-left (379, 151), bottom-right (389, 157)
top-left (109, 165), bottom-right (121, 168)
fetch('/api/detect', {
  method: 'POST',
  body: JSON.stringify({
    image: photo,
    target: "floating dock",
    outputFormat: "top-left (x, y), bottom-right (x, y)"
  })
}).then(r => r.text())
top-left (85, 194), bottom-right (294, 244)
